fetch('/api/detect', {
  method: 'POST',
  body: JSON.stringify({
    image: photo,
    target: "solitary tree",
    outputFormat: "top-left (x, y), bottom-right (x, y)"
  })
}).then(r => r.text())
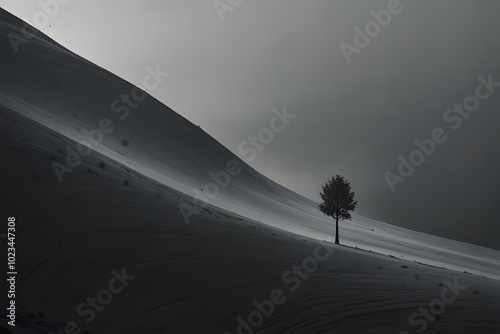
top-left (319, 175), bottom-right (358, 245)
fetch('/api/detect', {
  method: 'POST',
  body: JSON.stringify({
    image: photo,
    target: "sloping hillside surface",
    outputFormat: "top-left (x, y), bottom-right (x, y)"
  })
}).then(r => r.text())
top-left (1, 8), bottom-right (499, 334)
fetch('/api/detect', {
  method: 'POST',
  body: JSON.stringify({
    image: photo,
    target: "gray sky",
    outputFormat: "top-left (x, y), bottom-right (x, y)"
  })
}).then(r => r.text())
top-left (1, 0), bottom-right (499, 249)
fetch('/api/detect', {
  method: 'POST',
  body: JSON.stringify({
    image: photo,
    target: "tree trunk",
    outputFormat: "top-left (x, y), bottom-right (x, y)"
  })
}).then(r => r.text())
top-left (335, 217), bottom-right (339, 244)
